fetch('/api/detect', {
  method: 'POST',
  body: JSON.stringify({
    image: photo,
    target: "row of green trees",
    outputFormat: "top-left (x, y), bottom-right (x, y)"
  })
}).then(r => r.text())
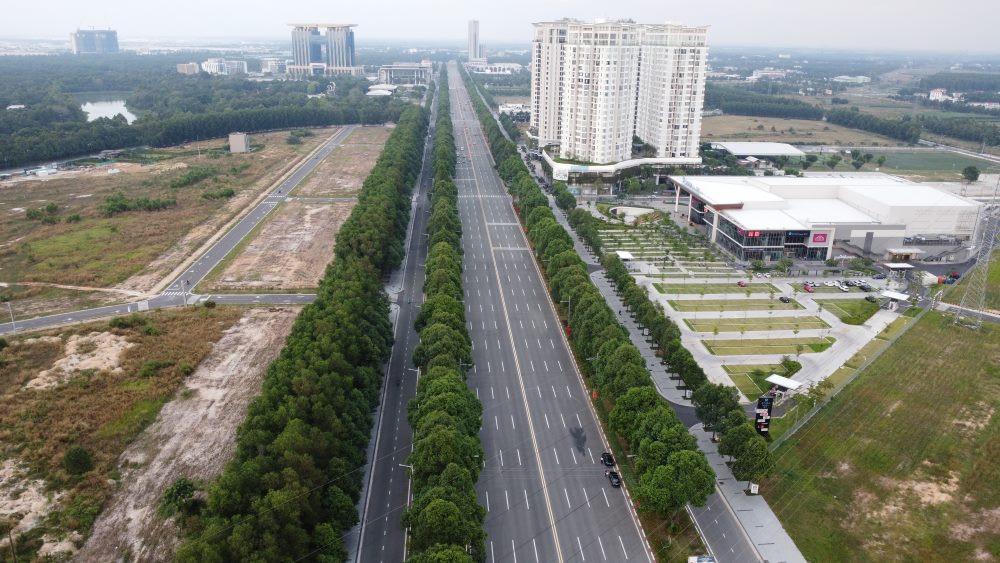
top-left (460, 66), bottom-right (718, 519)
top-left (919, 116), bottom-right (1000, 146)
top-left (602, 255), bottom-right (708, 390)
top-left (404, 69), bottom-right (487, 563)
top-left (174, 105), bottom-right (429, 561)
top-left (566, 208), bottom-right (603, 255)
top-left (705, 84), bottom-right (824, 120)
top-left (825, 109), bottom-right (921, 144)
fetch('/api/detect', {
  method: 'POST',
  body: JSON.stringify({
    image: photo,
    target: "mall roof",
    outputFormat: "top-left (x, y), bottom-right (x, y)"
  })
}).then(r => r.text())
top-left (711, 142), bottom-right (805, 157)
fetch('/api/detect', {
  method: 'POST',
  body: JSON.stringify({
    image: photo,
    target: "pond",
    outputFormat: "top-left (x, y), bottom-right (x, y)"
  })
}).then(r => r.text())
top-left (79, 97), bottom-right (137, 124)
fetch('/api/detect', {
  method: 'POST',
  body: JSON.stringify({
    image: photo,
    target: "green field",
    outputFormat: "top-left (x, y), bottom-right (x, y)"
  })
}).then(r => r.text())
top-left (669, 298), bottom-right (803, 312)
top-left (815, 298), bottom-right (881, 325)
top-left (686, 316), bottom-right (829, 332)
top-left (765, 312), bottom-right (1000, 561)
top-left (654, 282), bottom-right (780, 295)
top-left (807, 150), bottom-right (996, 181)
top-left (702, 336), bottom-right (834, 356)
top-left (945, 251), bottom-right (1000, 311)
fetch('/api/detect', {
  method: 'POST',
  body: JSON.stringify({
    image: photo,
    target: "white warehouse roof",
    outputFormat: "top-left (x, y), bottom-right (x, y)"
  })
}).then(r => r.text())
top-left (670, 174), bottom-right (982, 233)
top-left (711, 142), bottom-right (805, 157)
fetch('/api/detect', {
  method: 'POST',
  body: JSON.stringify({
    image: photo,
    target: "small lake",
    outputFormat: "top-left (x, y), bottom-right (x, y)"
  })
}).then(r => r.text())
top-left (79, 98), bottom-right (137, 124)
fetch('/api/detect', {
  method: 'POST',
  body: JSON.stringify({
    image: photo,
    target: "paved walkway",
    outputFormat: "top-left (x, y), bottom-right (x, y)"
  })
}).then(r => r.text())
top-left (691, 425), bottom-right (807, 563)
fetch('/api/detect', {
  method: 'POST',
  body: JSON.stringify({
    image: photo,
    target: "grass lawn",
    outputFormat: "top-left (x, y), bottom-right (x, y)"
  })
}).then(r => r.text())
top-left (702, 336), bottom-right (834, 356)
top-left (0, 306), bottom-right (242, 556)
top-left (803, 150), bottom-right (997, 181)
top-left (724, 361), bottom-right (802, 398)
top-left (764, 312), bottom-right (1000, 561)
top-left (686, 316), bottom-right (829, 333)
top-left (815, 298), bottom-right (881, 325)
top-left (701, 115), bottom-right (898, 145)
top-left (946, 251), bottom-right (1000, 311)
top-left (669, 298), bottom-right (803, 312)
top-left (654, 282), bottom-right (780, 295)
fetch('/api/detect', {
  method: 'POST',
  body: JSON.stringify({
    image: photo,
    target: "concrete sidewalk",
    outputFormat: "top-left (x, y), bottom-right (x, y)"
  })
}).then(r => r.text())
top-left (691, 425), bottom-right (807, 563)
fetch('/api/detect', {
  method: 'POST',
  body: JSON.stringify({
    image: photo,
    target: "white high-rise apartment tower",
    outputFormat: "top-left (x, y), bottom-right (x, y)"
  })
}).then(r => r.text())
top-left (468, 20), bottom-right (486, 64)
top-left (530, 19), bottom-right (708, 164)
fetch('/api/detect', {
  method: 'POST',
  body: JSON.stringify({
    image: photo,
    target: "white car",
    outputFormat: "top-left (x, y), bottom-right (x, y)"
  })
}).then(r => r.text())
top-left (764, 273), bottom-right (772, 279)
top-left (838, 284), bottom-right (850, 292)
top-left (824, 281), bottom-right (835, 287)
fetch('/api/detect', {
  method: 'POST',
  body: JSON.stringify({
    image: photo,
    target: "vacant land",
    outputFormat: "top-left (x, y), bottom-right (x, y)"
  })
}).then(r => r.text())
top-left (765, 312), bottom-right (1000, 561)
top-left (0, 306), bottom-right (242, 560)
top-left (77, 307), bottom-right (297, 561)
top-left (206, 201), bottom-right (354, 292)
top-left (0, 129), bottom-right (336, 317)
top-left (654, 282), bottom-right (780, 295)
top-left (686, 316), bottom-right (828, 332)
top-left (668, 298), bottom-right (803, 312)
top-left (701, 115), bottom-right (899, 145)
top-left (294, 126), bottom-right (392, 197)
top-left (702, 336), bottom-right (834, 355)
top-left (816, 298), bottom-right (881, 325)
top-left (808, 149), bottom-right (997, 181)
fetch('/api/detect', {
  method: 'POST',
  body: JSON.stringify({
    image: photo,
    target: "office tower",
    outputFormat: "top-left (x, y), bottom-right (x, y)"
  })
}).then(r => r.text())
top-left (288, 24), bottom-right (363, 77)
top-left (468, 20), bottom-right (487, 64)
top-left (530, 19), bottom-right (708, 164)
top-left (70, 29), bottom-right (119, 54)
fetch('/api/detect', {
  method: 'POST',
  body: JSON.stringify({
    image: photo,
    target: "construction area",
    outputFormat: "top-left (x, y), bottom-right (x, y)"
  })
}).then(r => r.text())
top-left (293, 126), bottom-right (392, 197)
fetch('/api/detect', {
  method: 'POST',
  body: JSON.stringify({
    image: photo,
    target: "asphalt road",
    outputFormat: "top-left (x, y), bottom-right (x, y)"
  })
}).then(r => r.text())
top-left (1, 126), bottom-right (356, 336)
top-left (449, 63), bottom-right (654, 563)
top-left (353, 94), bottom-right (437, 561)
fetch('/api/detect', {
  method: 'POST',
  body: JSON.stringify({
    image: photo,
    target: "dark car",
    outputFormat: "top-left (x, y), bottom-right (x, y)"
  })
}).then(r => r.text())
top-left (608, 470), bottom-right (622, 488)
top-left (601, 452), bottom-right (616, 467)
top-left (873, 273), bottom-right (887, 280)
top-left (779, 296), bottom-right (791, 303)
top-left (865, 295), bottom-right (878, 303)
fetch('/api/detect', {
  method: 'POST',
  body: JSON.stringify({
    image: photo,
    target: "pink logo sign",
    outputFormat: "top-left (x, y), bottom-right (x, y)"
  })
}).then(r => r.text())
top-left (812, 233), bottom-right (828, 243)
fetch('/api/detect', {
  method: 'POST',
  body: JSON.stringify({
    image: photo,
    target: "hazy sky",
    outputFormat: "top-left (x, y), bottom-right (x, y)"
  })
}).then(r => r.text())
top-left (6, 0), bottom-right (1000, 53)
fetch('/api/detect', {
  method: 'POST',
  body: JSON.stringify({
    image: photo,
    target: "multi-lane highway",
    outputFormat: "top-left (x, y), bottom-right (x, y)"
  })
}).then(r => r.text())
top-left (449, 62), bottom-right (654, 563)
top-left (353, 90), bottom-right (437, 562)
top-left (0, 126), bottom-right (356, 335)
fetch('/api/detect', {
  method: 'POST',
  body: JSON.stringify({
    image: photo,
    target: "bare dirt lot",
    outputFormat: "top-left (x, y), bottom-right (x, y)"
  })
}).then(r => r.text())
top-left (75, 307), bottom-right (297, 562)
top-left (294, 126), bottom-right (392, 196)
top-left (207, 201), bottom-right (354, 291)
top-left (0, 128), bottom-right (337, 317)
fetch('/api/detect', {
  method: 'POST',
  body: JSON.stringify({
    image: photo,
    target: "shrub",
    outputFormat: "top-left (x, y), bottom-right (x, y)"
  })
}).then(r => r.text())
top-left (160, 477), bottom-right (196, 517)
top-left (169, 166), bottom-right (216, 188)
top-left (202, 299), bottom-right (216, 309)
top-left (65, 213), bottom-right (82, 223)
top-left (138, 360), bottom-right (173, 377)
top-left (109, 314), bottom-right (146, 329)
top-left (63, 445), bottom-right (94, 475)
top-left (0, 337), bottom-right (7, 351)
top-left (25, 208), bottom-right (43, 220)
top-left (201, 188), bottom-right (235, 200)
top-left (176, 362), bottom-right (195, 376)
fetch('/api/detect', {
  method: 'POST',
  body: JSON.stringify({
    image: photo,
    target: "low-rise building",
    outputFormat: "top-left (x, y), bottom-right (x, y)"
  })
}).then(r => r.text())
top-left (832, 75), bottom-right (871, 84)
top-left (229, 132), bottom-right (250, 153)
top-left (202, 58), bottom-right (248, 76)
top-left (176, 62), bottom-right (200, 75)
top-left (377, 61), bottom-right (433, 84)
top-left (260, 57), bottom-right (287, 74)
top-left (668, 174), bottom-right (982, 263)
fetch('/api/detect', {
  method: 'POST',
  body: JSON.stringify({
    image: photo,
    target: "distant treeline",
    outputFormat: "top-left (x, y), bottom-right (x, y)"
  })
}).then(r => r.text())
top-left (0, 54), bottom-right (408, 169)
top-left (919, 72), bottom-right (1000, 93)
top-left (920, 116), bottom-right (1000, 146)
top-left (705, 84), bottom-right (824, 120)
top-left (825, 109), bottom-right (922, 144)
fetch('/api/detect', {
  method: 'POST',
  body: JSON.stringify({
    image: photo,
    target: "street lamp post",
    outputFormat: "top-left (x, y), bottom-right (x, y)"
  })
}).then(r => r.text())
top-left (5, 301), bottom-right (15, 332)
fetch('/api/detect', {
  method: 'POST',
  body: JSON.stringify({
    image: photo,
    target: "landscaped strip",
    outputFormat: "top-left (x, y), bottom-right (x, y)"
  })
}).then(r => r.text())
top-left (462, 66), bottom-right (726, 561)
top-left (174, 105), bottom-right (429, 560)
top-left (404, 67), bottom-right (488, 562)
top-left (702, 336), bottom-right (835, 355)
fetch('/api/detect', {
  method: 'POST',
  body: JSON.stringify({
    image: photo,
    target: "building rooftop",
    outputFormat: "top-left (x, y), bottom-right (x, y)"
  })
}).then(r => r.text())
top-left (711, 142), bottom-right (805, 157)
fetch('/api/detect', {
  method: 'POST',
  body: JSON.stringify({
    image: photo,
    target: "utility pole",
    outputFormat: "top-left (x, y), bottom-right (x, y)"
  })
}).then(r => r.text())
top-left (6, 301), bottom-right (15, 332)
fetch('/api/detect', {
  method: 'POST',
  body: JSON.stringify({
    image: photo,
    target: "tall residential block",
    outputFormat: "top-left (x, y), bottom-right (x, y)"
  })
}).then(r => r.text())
top-left (530, 19), bottom-right (708, 164)
top-left (70, 29), bottom-right (119, 54)
top-left (288, 23), bottom-right (363, 78)
top-left (468, 20), bottom-right (486, 64)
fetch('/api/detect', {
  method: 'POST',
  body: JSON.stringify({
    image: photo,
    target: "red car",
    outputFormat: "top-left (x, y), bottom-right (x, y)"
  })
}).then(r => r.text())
top-left (803, 283), bottom-right (814, 293)
top-left (737, 280), bottom-right (748, 287)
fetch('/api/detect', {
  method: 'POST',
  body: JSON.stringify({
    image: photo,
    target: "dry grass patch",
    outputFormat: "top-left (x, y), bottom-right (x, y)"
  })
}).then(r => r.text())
top-left (0, 129), bottom-right (336, 314)
top-left (0, 306), bottom-right (242, 560)
top-left (701, 115), bottom-right (897, 145)
top-left (294, 126), bottom-right (392, 197)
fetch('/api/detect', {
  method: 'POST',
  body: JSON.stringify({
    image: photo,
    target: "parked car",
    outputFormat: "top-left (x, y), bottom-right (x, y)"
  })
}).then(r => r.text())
top-left (601, 452), bottom-right (616, 467)
top-left (824, 281), bottom-right (835, 287)
top-left (865, 295), bottom-right (878, 303)
top-left (779, 296), bottom-right (791, 303)
top-left (737, 280), bottom-right (748, 287)
top-left (764, 273), bottom-right (772, 279)
top-left (873, 273), bottom-right (887, 280)
top-left (838, 284), bottom-right (850, 292)
top-left (608, 470), bottom-right (622, 488)
top-left (803, 283), bottom-right (814, 293)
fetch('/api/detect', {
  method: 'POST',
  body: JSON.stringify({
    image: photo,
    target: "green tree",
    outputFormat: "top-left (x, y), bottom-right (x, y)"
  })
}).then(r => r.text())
top-left (731, 435), bottom-right (775, 489)
top-left (636, 450), bottom-right (716, 512)
top-left (692, 383), bottom-right (741, 439)
top-left (63, 445), bottom-right (94, 475)
top-left (876, 155), bottom-right (887, 167)
top-left (962, 165), bottom-right (980, 182)
top-left (718, 423), bottom-right (757, 461)
top-left (825, 155), bottom-right (842, 170)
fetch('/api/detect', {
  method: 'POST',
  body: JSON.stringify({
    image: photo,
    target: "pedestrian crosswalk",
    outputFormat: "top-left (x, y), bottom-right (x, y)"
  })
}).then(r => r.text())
top-left (161, 290), bottom-right (187, 297)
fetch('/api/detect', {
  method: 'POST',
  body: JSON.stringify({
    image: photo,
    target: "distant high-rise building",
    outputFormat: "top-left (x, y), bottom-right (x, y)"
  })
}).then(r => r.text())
top-left (531, 19), bottom-right (708, 164)
top-left (288, 24), bottom-right (363, 78)
top-left (468, 20), bottom-right (487, 65)
top-left (70, 29), bottom-right (119, 54)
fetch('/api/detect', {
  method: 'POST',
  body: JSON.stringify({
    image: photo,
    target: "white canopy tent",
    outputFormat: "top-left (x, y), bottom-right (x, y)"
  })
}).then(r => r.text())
top-left (765, 374), bottom-right (803, 391)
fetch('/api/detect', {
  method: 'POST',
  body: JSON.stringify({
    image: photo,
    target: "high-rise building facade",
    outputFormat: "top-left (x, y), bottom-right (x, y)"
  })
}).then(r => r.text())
top-left (468, 20), bottom-right (486, 64)
top-left (70, 29), bottom-right (119, 54)
top-left (530, 19), bottom-right (708, 164)
top-left (288, 24), bottom-right (363, 78)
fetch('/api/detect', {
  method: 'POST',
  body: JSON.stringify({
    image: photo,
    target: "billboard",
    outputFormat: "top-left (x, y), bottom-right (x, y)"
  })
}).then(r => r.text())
top-left (755, 396), bottom-right (774, 437)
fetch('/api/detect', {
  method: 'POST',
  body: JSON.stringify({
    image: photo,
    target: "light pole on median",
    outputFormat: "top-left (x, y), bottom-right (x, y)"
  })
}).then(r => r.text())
top-left (5, 301), bottom-right (15, 332)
